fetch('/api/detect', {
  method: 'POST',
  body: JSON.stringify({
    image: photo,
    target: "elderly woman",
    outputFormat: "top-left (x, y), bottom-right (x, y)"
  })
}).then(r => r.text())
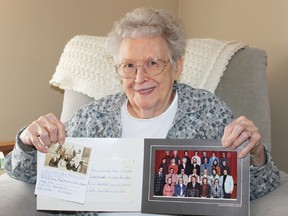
top-left (5, 7), bottom-right (279, 215)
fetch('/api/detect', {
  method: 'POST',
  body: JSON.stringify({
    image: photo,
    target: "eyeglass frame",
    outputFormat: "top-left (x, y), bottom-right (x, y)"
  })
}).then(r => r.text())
top-left (114, 58), bottom-right (170, 79)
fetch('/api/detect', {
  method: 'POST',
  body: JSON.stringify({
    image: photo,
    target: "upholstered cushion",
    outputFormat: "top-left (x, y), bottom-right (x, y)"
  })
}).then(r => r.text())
top-left (61, 90), bottom-right (94, 123)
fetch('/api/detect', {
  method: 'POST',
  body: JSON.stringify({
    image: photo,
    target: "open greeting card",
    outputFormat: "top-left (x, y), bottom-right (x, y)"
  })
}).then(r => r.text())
top-left (36, 138), bottom-right (250, 216)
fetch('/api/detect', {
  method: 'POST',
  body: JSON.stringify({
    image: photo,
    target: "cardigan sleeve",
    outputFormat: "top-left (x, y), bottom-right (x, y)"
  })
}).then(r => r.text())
top-left (249, 145), bottom-right (280, 200)
top-left (4, 127), bottom-right (38, 184)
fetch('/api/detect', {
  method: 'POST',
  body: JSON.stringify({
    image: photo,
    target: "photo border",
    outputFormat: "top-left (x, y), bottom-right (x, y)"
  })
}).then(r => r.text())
top-left (141, 139), bottom-right (250, 216)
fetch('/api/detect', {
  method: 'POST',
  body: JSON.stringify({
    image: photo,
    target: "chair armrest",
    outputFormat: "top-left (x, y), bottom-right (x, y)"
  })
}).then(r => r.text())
top-left (0, 173), bottom-right (37, 215)
top-left (251, 171), bottom-right (288, 215)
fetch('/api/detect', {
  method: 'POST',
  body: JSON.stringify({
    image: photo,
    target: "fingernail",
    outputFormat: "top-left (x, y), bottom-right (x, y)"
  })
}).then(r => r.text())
top-left (223, 141), bottom-right (228, 148)
top-left (239, 152), bottom-right (244, 158)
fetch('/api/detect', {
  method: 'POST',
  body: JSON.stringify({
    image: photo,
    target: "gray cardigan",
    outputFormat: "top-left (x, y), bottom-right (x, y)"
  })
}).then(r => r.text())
top-left (5, 83), bottom-right (280, 201)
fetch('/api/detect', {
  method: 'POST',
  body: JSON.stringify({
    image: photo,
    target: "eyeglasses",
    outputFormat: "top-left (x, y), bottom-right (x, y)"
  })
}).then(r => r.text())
top-left (115, 58), bottom-right (169, 79)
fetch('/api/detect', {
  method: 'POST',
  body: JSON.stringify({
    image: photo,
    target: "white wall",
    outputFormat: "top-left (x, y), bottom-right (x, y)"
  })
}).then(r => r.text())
top-left (179, 0), bottom-right (288, 172)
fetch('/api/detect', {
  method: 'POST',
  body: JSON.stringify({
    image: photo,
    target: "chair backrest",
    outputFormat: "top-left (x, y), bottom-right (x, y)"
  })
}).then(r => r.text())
top-left (215, 47), bottom-right (271, 151)
top-left (59, 46), bottom-right (271, 151)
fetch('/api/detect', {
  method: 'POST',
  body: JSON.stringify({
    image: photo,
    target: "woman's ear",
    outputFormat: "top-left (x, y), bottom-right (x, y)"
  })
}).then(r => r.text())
top-left (175, 57), bottom-right (184, 81)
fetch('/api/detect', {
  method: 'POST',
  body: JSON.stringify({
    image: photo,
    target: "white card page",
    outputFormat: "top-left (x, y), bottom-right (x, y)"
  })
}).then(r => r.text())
top-left (36, 138), bottom-right (144, 212)
top-left (35, 139), bottom-right (94, 204)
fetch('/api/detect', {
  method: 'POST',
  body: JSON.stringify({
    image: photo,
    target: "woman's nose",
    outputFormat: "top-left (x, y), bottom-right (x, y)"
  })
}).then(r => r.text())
top-left (134, 66), bottom-right (147, 83)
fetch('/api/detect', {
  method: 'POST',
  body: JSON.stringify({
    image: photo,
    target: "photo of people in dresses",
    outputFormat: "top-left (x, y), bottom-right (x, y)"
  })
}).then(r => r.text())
top-left (44, 143), bottom-right (91, 175)
top-left (154, 149), bottom-right (237, 199)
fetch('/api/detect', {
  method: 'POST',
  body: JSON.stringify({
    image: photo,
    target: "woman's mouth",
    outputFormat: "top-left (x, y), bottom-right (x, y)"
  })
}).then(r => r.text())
top-left (136, 87), bottom-right (155, 95)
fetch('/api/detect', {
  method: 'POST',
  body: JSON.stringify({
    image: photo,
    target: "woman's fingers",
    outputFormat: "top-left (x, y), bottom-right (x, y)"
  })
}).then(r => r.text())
top-left (19, 113), bottom-right (66, 153)
top-left (222, 116), bottom-right (253, 148)
top-left (222, 116), bottom-right (265, 166)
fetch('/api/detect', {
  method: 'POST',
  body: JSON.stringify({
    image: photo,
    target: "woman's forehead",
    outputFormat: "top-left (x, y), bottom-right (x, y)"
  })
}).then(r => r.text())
top-left (118, 36), bottom-right (168, 61)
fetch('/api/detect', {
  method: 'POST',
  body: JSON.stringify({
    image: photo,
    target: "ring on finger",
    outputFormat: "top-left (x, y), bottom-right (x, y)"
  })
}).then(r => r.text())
top-left (244, 130), bottom-right (253, 138)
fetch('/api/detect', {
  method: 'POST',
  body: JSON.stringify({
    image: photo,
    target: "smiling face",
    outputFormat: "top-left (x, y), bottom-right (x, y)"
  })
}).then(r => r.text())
top-left (118, 36), bottom-right (182, 119)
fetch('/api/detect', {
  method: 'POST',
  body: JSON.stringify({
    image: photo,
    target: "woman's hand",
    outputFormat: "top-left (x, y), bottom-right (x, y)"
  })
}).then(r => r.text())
top-left (19, 113), bottom-right (66, 153)
top-left (222, 116), bottom-right (266, 167)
